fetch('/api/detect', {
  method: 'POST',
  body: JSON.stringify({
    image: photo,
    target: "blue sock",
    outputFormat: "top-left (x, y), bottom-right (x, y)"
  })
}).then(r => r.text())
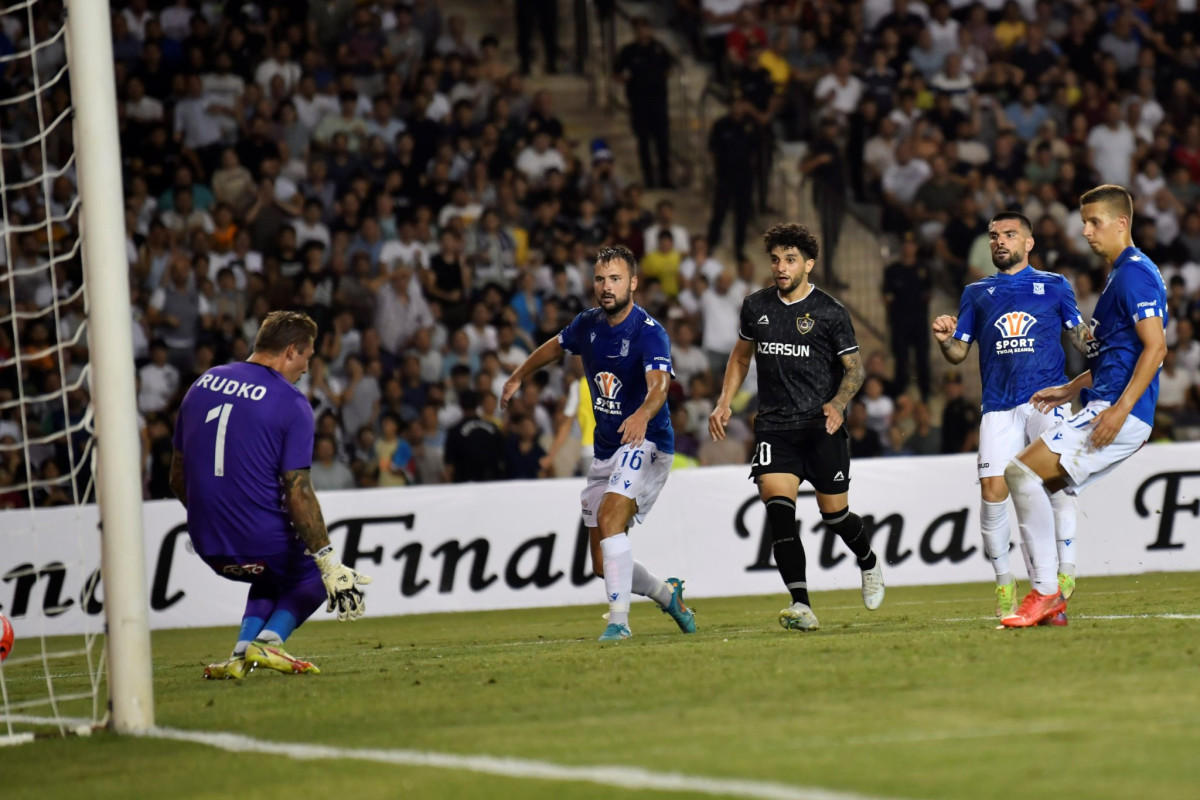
top-left (236, 616), bottom-right (266, 655)
top-left (260, 610), bottom-right (299, 644)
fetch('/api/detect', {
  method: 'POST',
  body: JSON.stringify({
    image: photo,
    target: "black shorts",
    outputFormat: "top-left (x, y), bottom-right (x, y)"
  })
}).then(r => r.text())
top-left (749, 427), bottom-right (851, 495)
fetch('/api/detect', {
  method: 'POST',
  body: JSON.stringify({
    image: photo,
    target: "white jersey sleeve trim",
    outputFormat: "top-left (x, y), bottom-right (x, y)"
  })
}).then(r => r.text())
top-left (836, 345), bottom-right (860, 355)
top-left (557, 332), bottom-right (576, 354)
top-left (1133, 308), bottom-right (1163, 322)
top-left (953, 331), bottom-right (972, 343)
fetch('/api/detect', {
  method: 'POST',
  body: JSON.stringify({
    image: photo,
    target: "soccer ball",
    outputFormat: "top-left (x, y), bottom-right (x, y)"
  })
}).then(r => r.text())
top-left (0, 611), bottom-right (13, 662)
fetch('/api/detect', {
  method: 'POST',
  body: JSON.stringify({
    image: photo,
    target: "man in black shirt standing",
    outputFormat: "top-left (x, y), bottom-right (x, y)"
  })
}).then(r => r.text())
top-left (801, 117), bottom-right (849, 288)
top-left (709, 223), bottom-right (884, 631)
top-left (443, 390), bottom-right (506, 482)
top-left (614, 17), bottom-right (674, 189)
top-left (882, 232), bottom-right (933, 400)
top-left (706, 96), bottom-right (756, 259)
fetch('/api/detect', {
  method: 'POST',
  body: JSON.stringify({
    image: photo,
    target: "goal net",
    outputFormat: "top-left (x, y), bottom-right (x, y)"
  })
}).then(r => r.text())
top-left (0, 0), bottom-right (152, 743)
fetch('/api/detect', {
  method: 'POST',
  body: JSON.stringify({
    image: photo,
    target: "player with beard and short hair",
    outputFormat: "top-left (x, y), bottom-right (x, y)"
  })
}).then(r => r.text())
top-left (501, 245), bottom-right (695, 641)
top-left (708, 223), bottom-right (883, 632)
top-left (1001, 185), bottom-right (1167, 628)
top-left (932, 212), bottom-right (1090, 623)
top-left (172, 311), bottom-right (372, 679)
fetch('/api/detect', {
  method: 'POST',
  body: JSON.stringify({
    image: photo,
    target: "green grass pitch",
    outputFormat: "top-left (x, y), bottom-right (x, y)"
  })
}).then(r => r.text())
top-left (3, 573), bottom-right (1199, 800)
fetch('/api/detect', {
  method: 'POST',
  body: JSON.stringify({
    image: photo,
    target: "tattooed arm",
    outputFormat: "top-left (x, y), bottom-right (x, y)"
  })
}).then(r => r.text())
top-left (282, 468), bottom-right (331, 553)
top-left (169, 449), bottom-right (187, 508)
top-left (932, 315), bottom-right (970, 364)
top-left (824, 350), bottom-right (865, 434)
top-left (1065, 323), bottom-right (1093, 355)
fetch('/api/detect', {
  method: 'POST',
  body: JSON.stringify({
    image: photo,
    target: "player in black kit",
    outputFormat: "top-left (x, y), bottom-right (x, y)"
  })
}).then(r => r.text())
top-left (708, 223), bottom-right (884, 631)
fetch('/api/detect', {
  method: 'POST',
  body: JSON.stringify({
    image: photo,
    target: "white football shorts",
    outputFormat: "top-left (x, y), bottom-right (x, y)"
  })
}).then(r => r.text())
top-left (977, 401), bottom-right (1071, 479)
top-left (1039, 400), bottom-right (1151, 493)
top-left (580, 441), bottom-right (673, 527)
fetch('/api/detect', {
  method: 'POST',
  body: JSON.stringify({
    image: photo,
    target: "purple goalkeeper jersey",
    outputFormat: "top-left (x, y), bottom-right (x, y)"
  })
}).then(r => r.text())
top-left (174, 361), bottom-right (315, 558)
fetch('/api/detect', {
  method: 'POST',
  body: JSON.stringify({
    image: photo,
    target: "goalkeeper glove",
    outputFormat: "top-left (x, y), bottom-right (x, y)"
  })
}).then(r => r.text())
top-left (311, 545), bottom-right (372, 621)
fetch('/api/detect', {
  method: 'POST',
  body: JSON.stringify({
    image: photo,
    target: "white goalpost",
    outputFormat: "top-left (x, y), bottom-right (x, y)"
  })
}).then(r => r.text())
top-left (0, 0), bottom-right (152, 739)
top-left (64, 0), bottom-right (154, 734)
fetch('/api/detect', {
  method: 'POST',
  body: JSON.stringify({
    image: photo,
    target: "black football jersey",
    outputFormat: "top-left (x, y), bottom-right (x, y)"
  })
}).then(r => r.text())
top-left (738, 286), bottom-right (860, 431)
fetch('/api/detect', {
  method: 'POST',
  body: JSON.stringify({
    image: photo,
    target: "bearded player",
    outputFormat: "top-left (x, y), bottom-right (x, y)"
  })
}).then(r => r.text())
top-left (709, 222), bottom-right (883, 632)
top-left (501, 245), bottom-right (695, 641)
top-left (932, 212), bottom-right (1091, 622)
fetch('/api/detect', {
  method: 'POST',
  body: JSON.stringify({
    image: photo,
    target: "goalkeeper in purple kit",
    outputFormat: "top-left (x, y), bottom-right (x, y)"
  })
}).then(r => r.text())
top-left (171, 311), bottom-right (371, 679)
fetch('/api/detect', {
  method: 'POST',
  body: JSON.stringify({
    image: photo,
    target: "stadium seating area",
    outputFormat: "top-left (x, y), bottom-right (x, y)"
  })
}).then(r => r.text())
top-left (1, 0), bottom-right (1199, 505)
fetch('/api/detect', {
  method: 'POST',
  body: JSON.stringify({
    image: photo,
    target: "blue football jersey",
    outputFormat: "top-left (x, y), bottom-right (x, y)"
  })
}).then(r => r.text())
top-left (953, 266), bottom-right (1083, 413)
top-left (558, 304), bottom-right (674, 460)
top-left (174, 361), bottom-right (315, 558)
top-left (1081, 246), bottom-right (1167, 426)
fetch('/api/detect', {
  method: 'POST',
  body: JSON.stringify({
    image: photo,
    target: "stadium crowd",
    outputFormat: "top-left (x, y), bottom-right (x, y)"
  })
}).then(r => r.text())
top-left (0, 0), bottom-right (1198, 508)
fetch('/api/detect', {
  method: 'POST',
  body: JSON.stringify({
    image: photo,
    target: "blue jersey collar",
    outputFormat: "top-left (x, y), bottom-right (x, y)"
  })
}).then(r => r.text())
top-left (1111, 246), bottom-right (1141, 269)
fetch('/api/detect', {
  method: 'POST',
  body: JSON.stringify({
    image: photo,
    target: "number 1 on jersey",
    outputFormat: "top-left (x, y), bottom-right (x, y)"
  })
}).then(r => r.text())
top-left (205, 403), bottom-right (233, 476)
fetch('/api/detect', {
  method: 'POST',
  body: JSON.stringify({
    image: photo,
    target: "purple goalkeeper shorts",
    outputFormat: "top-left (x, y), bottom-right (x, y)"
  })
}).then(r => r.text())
top-left (202, 546), bottom-right (321, 588)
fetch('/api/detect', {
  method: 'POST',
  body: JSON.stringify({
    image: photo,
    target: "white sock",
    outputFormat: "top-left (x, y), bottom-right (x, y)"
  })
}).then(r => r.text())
top-left (632, 561), bottom-right (672, 607)
top-left (233, 640), bottom-right (251, 657)
top-left (255, 630), bottom-right (283, 645)
top-left (1005, 459), bottom-right (1058, 595)
top-left (1050, 490), bottom-right (1077, 575)
top-left (600, 534), bottom-right (634, 627)
top-left (980, 499), bottom-right (1013, 583)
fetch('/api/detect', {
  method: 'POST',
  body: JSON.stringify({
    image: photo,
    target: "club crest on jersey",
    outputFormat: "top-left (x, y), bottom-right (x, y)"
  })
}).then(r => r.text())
top-left (594, 371), bottom-right (623, 399)
top-left (620, 339), bottom-right (629, 357)
top-left (993, 311), bottom-right (1037, 354)
top-left (593, 371), bottom-right (625, 416)
top-left (796, 314), bottom-right (815, 335)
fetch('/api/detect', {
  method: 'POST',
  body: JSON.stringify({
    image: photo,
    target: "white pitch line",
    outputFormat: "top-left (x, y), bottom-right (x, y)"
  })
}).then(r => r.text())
top-left (148, 726), bottom-right (903, 800)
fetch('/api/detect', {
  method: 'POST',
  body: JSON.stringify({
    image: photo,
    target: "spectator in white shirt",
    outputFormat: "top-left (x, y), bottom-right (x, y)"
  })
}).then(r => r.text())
top-left (643, 199), bottom-right (691, 256)
top-left (1087, 101), bottom-right (1137, 188)
top-left (159, 0), bottom-right (194, 41)
top-left (171, 75), bottom-right (223, 154)
top-left (365, 96), bottom-right (406, 149)
top-left (516, 130), bottom-right (566, 187)
top-left (375, 265), bottom-right (433, 355)
top-left (292, 74), bottom-right (340, 133)
top-left (680, 235), bottom-right (725, 284)
top-left (255, 41), bottom-right (302, 95)
top-left (379, 219), bottom-right (431, 273)
top-left (813, 56), bottom-right (864, 122)
top-left (671, 320), bottom-right (711, 391)
top-left (137, 341), bottom-right (179, 415)
top-left (125, 76), bottom-right (163, 124)
top-left (122, 0), bottom-right (154, 41)
top-left (699, 271), bottom-right (743, 374)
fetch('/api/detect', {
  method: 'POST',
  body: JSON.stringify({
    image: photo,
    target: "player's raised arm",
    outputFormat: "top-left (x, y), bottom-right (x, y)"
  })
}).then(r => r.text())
top-left (501, 336), bottom-right (565, 409)
top-left (283, 467), bottom-right (372, 621)
top-left (709, 338), bottom-right (754, 441)
top-left (932, 315), bottom-right (970, 364)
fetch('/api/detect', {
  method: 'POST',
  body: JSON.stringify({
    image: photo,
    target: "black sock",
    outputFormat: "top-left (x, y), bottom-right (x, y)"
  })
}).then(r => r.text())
top-left (821, 507), bottom-right (877, 570)
top-left (766, 496), bottom-right (809, 605)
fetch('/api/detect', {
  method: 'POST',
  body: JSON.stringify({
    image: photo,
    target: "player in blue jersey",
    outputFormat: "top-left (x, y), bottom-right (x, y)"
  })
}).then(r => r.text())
top-left (1000, 185), bottom-right (1167, 627)
top-left (501, 245), bottom-right (695, 641)
top-left (932, 212), bottom-right (1092, 621)
top-left (171, 311), bottom-right (372, 678)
